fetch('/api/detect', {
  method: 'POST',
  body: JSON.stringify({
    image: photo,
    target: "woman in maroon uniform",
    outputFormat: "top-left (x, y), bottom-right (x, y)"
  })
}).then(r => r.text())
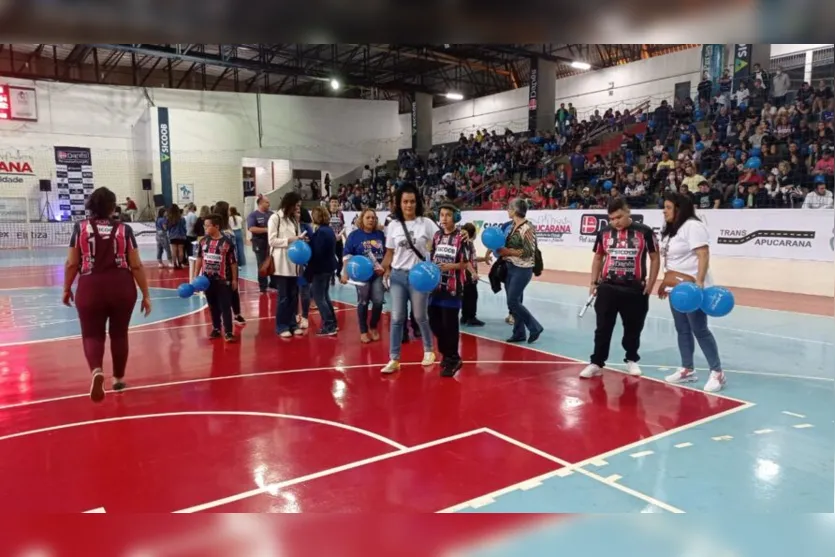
top-left (63, 187), bottom-right (151, 403)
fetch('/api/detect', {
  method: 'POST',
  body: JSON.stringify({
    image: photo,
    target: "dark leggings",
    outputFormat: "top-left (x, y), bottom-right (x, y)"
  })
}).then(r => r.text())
top-left (429, 304), bottom-right (461, 362)
top-left (75, 271), bottom-right (137, 379)
top-left (205, 278), bottom-right (233, 333)
top-left (231, 288), bottom-right (241, 316)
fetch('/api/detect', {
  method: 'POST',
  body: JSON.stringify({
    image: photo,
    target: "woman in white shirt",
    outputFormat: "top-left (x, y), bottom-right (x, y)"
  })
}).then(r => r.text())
top-left (268, 192), bottom-right (307, 338)
top-left (658, 192), bottom-right (725, 393)
top-left (228, 206), bottom-right (246, 267)
top-left (380, 184), bottom-right (438, 374)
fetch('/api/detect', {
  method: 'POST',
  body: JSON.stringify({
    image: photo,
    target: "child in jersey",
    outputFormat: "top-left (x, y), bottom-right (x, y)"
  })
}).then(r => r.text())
top-left (328, 196), bottom-right (346, 284)
top-left (429, 204), bottom-right (470, 377)
top-left (459, 222), bottom-right (490, 327)
top-left (195, 214), bottom-right (239, 342)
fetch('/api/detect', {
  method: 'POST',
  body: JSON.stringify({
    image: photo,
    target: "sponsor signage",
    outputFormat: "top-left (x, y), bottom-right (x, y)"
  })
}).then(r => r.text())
top-left (0, 152), bottom-right (35, 184)
top-left (158, 107), bottom-right (173, 206)
top-left (411, 100), bottom-right (418, 150)
top-left (527, 65), bottom-right (538, 133)
top-left (733, 44), bottom-right (751, 92)
top-left (54, 146), bottom-right (94, 221)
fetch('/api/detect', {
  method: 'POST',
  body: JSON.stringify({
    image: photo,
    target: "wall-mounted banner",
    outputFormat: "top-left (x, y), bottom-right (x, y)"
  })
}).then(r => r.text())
top-left (158, 107), bottom-right (173, 207)
top-left (177, 183), bottom-right (194, 204)
top-left (732, 44), bottom-right (752, 91)
top-left (343, 209), bottom-right (834, 262)
top-left (527, 64), bottom-right (538, 133)
top-left (54, 146), bottom-right (93, 222)
top-left (0, 151), bottom-right (35, 185)
top-left (410, 100), bottom-right (418, 151)
top-left (700, 44), bottom-right (725, 92)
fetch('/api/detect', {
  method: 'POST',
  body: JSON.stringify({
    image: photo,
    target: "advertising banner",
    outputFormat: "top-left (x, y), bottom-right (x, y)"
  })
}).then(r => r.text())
top-left (345, 209), bottom-right (834, 262)
top-left (54, 146), bottom-right (93, 221)
top-left (411, 100), bottom-right (418, 151)
top-left (158, 107), bottom-right (173, 207)
top-left (700, 44), bottom-right (725, 92)
top-left (732, 44), bottom-right (752, 91)
top-left (527, 65), bottom-right (538, 134)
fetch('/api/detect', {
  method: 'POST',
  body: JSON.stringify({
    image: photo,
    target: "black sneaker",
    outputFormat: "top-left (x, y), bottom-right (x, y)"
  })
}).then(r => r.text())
top-left (468, 318), bottom-right (485, 327)
top-left (528, 328), bottom-right (544, 344)
top-left (234, 315), bottom-right (246, 325)
top-left (113, 380), bottom-right (127, 392)
top-left (316, 328), bottom-right (337, 337)
top-left (209, 329), bottom-right (222, 339)
top-left (440, 359), bottom-right (463, 378)
top-left (224, 332), bottom-right (237, 343)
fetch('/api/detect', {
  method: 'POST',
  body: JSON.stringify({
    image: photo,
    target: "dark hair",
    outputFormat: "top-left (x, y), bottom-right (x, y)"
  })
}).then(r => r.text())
top-left (461, 222), bottom-right (476, 237)
top-left (157, 207), bottom-right (166, 219)
top-left (607, 197), bottom-right (629, 214)
top-left (393, 183), bottom-right (424, 222)
top-left (328, 195), bottom-right (339, 202)
top-left (661, 192), bottom-right (699, 239)
top-left (86, 187), bottom-right (117, 219)
top-left (166, 203), bottom-right (182, 224)
top-left (214, 201), bottom-right (230, 230)
top-left (205, 214), bottom-right (223, 229)
top-left (280, 192), bottom-right (301, 221)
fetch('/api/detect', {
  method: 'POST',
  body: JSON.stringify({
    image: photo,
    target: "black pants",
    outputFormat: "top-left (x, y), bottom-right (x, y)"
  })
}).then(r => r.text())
top-left (205, 278), bottom-right (233, 334)
top-left (461, 281), bottom-right (478, 321)
top-left (429, 304), bottom-right (461, 362)
top-left (334, 240), bottom-right (344, 278)
top-left (590, 284), bottom-right (649, 368)
top-left (185, 235), bottom-right (197, 259)
top-left (252, 241), bottom-right (276, 291)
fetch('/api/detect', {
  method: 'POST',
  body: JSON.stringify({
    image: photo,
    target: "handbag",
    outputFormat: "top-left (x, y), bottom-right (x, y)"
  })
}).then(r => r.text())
top-left (259, 247), bottom-right (275, 277)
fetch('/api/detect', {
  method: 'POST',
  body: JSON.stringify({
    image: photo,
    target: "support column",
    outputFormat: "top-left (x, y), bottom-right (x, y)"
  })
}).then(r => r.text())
top-left (527, 57), bottom-right (556, 134)
top-left (411, 92), bottom-right (433, 157)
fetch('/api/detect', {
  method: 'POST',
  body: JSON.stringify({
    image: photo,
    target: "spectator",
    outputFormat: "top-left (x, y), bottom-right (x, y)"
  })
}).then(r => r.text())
top-left (802, 180), bottom-right (834, 208)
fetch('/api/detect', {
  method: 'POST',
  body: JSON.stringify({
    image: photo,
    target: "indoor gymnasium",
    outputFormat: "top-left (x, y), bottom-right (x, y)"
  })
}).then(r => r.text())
top-left (0, 42), bottom-right (833, 555)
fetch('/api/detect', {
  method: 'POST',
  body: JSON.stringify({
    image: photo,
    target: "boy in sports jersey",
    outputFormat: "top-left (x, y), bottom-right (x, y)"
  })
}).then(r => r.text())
top-left (580, 198), bottom-right (659, 379)
top-left (429, 204), bottom-right (470, 377)
top-left (195, 214), bottom-right (239, 342)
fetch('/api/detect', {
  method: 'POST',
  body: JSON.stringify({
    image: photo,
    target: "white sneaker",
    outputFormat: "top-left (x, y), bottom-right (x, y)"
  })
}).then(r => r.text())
top-left (579, 363), bottom-right (602, 378)
top-left (279, 331), bottom-right (292, 339)
top-left (625, 361), bottom-right (642, 376)
top-left (703, 371), bottom-right (726, 393)
top-left (298, 317), bottom-right (309, 329)
top-left (665, 368), bottom-right (698, 384)
top-left (293, 328), bottom-right (305, 336)
top-left (381, 360), bottom-right (400, 374)
top-left (421, 352), bottom-right (436, 366)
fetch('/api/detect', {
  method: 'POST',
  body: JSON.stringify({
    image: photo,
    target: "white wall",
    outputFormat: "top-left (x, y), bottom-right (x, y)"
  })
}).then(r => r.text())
top-left (770, 44), bottom-right (832, 57)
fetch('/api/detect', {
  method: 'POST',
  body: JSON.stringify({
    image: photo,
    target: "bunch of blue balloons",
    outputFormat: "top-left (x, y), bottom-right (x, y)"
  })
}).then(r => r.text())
top-left (669, 282), bottom-right (735, 317)
top-left (346, 255), bottom-right (375, 282)
top-left (177, 275), bottom-right (211, 299)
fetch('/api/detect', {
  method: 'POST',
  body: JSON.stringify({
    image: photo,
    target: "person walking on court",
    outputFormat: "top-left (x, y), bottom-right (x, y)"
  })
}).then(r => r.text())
top-left (213, 201), bottom-right (246, 325)
top-left (268, 192), bottom-right (307, 338)
top-left (341, 208), bottom-right (386, 343)
top-left (658, 192), bottom-right (726, 393)
top-left (579, 198), bottom-right (660, 379)
top-left (247, 196), bottom-right (274, 293)
top-left (194, 213), bottom-right (238, 342)
top-left (62, 187), bottom-right (151, 403)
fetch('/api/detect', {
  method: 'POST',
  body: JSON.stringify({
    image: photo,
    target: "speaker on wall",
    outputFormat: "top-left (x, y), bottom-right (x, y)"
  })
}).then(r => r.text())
top-left (142, 178), bottom-right (152, 191)
top-left (39, 179), bottom-right (52, 192)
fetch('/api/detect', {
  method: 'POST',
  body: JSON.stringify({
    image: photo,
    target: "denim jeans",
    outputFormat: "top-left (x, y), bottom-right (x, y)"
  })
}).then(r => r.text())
top-left (505, 262), bottom-right (542, 339)
top-left (299, 280), bottom-right (311, 318)
top-left (156, 231), bottom-right (170, 261)
top-left (669, 303), bottom-right (722, 371)
top-left (311, 273), bottom-right (337, 331)
top-left (389, 268), bottom-right (433, 359)
top-left (233, 228), bottom-right (246, 267)
top-left (274, 276), bottom-right (299, 334)
top-left (356, 275), bottom-right (384, 333)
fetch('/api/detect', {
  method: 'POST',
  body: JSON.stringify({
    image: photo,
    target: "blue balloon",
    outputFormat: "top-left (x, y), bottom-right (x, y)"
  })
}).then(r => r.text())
top-left (701, 286), bottom-right (735, 318)
top-left (750, 147), bottom-right (762, 157)
top-left (670, 282), bottom-right (703, 314)
top-left (732, 198), bottom-right (745, 209)
top-left (346, 255), bottom-right (375, 282)
top-left (720, 152), bottom-right (729, 161)
top-left (482, 226), bottom-right (506, 251)
top-left (745, 156), bottom-right (761, 169)
top-left (191, 275), bottom-right (210, 292)
top-left (288, 240), bottom-right (312, 265)
top-left (693, 110), bottom-right (703, 121)
top-left (500, 221), bottom-right (513, 235)
top-left (695, 141), bottom-right (704, 151)
top-left (409, 261), bottom-right (441, 293)
top-left (177, 283), bottom-right (195, 298)
top-left (603, 180), bottom-right (613, 191)
top-left (680, 133), bottom-right (691, 143)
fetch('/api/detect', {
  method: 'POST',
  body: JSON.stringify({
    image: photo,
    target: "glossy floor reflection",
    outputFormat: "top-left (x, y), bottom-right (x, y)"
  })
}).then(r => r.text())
top-left (0, 247), bottom-right (832, 526)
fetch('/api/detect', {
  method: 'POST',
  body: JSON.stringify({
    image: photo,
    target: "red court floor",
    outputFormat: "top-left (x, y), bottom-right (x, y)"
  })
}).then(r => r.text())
top-left (0, 267), bottom-right (744, 514)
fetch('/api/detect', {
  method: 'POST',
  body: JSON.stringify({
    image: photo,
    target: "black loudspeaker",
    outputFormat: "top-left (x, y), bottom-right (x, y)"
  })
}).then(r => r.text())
top-left (39, 179), bottom-right (52, 192)
top-left (142, 178), bottom-right (152, 191)
top-left (153, 194), bottom-right (165, 207)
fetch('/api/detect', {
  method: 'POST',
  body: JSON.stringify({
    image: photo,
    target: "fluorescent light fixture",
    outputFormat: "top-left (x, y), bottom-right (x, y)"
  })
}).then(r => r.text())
top-left (570, 61), bottom-right (591, 70)
top-left (330, 79), bottom-right (340, 90)
top-left (445, 92), bottom-right (464, 100)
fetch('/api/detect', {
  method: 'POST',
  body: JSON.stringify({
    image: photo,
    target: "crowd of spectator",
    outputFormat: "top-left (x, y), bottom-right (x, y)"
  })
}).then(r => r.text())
top-left (324, 67), bottom-right (833, 214)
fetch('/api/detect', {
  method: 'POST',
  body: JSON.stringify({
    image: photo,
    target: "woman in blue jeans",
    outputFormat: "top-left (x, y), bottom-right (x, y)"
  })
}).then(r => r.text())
top-left (308, 206), bottom-right (338, 336)
top-left (380, 184), bottom-right (437, 374)
top-left (341, 208), bottom-right (386, 343)
top-left (268, 192), bottom-right (307, 338)
top-left (658, 192), bottom-right (725, 393)
top-left (497, 198), bottom-right (544, 344)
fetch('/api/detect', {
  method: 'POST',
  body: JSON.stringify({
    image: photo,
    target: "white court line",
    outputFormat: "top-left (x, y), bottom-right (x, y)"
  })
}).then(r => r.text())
top-left (476, 428), bottom-right (685, 514)
top-left (437, 402), bottom-right (755, 513)
top-left (0, 360), bottom-right (577, 412)
top-left (609, 363), bottom-right (834, 383)
top-left (83, 507), bottom-right (106, 513)
top-left (174, 429), bottom-right (486, 513)
top-left (782, 411), bottom-right (806, 418)
top-left (0, 410), bottom-right (407, 450)
top-left (525, 295), bottom-right (834, 346)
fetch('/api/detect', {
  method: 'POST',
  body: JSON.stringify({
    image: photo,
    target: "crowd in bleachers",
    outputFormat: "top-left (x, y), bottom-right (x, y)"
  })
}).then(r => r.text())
top-left (325, 66), bottom-right (833, 213)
